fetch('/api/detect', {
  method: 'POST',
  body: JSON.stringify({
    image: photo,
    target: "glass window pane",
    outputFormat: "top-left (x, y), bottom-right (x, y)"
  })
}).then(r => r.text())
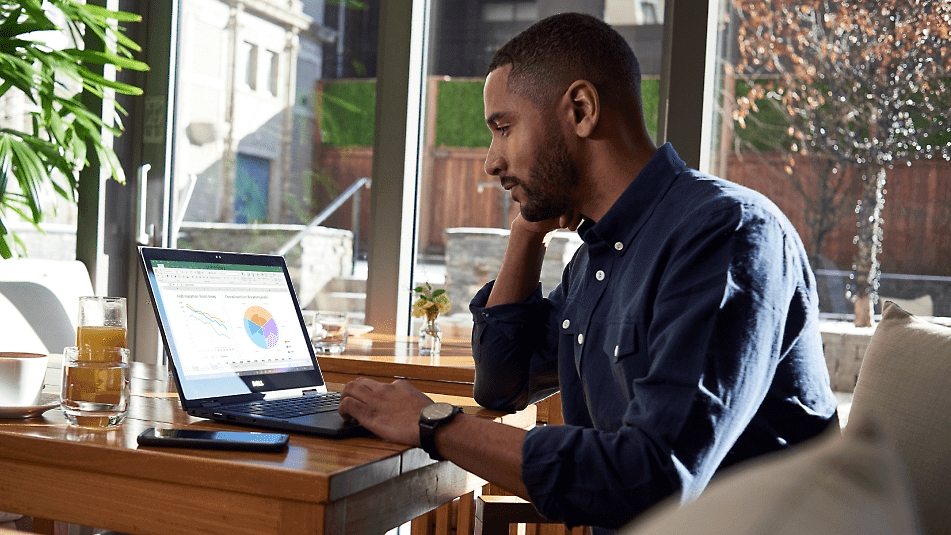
top-left (243, 41), bottom-right (258, 89)
top-left (705, 0), bottom-right (951, 320)
top-left (266, 50), bottom-right (280, 96)
top-left (171, 0), bottom-right (379, 325)
top-left (414, 1), bottom-right (667, 340)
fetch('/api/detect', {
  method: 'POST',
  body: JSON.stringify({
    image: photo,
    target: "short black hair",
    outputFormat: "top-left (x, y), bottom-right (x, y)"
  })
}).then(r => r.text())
top-left (486, 12), bottom-right (643, 116)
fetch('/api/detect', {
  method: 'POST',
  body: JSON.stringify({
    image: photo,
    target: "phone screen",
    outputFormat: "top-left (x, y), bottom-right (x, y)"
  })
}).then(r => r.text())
top-left (137, 427), bottom-right (289, 452)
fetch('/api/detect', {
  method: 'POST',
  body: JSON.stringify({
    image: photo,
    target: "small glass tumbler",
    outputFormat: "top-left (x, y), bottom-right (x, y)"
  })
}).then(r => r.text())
top-left (60, 346), bottom-right (131, 429)
top-left (311, 311), bottom-right (349, 354)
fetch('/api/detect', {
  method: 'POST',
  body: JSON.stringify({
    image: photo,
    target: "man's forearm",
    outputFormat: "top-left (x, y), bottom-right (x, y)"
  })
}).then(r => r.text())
top-left (486, 222), bottom-right (549, 307)
top-left (435, 414), bottom-right (530, 499)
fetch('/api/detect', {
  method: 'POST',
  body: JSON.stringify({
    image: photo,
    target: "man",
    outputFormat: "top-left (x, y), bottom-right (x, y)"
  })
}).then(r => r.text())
top-left (339, 12), bottom-right (839, 533)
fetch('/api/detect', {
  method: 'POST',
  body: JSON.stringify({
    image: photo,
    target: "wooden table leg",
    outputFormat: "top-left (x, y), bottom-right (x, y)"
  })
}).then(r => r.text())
top-left (30, 518), bottom-right (68, 535)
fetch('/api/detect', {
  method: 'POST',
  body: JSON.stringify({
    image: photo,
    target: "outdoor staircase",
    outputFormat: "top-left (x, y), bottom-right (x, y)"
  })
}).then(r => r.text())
top-left (311, 273), bottom-right (368, 322)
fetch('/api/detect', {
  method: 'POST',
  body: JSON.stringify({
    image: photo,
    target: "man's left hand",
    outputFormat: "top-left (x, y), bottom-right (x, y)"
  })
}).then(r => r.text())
top-left (338, 378), bottom-right (433, 446)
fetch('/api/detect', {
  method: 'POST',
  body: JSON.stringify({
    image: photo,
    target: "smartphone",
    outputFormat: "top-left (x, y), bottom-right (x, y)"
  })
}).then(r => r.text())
top-left (137, 427), bottom-right (289, 452)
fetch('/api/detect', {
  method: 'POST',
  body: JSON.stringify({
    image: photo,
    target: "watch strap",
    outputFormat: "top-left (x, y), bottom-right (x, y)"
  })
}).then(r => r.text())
top-left (419, 404), bottom-right (462, 461)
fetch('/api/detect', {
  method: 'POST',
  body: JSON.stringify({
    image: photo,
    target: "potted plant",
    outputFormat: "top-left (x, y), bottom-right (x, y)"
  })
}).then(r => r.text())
top-left (411, 282), bottom-right (451, 356)
top-left (0, 0), bottom-right (148, 258)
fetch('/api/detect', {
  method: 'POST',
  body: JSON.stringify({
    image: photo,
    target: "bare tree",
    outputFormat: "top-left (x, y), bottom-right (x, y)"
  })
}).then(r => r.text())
top-left (731, 0), bottom-right (951, 326)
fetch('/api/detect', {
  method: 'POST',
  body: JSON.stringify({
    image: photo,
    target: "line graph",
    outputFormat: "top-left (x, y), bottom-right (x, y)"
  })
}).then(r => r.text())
top-left (185, 303), bottom-right (232, 339)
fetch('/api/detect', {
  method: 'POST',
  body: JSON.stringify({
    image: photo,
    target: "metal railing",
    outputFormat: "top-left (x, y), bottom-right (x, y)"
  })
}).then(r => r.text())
top-left (274, 177), bottom-right (371, 259)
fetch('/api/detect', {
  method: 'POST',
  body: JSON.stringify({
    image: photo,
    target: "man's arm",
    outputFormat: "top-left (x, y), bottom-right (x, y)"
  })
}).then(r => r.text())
top-left (338, 378), bottom-right (530, 498)
top-left (486, 212), bottom-right (581, 307)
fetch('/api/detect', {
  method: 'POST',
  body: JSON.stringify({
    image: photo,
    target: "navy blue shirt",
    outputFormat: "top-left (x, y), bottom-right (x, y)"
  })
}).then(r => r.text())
top-left (469, 143), bottom-right (838, 532)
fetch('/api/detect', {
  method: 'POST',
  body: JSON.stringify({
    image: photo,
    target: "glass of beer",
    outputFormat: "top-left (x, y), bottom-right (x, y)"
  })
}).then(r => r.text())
top-left (77, 296), bottom-right (127, 352)
top-left (67, 296), bottom-right (129, 428)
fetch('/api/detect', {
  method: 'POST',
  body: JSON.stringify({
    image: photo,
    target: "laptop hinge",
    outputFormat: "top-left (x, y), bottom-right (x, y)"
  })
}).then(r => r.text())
top-left (200, 401), bottom-right (221, 408)
top-left (302, 387), bottom-right (327, 396)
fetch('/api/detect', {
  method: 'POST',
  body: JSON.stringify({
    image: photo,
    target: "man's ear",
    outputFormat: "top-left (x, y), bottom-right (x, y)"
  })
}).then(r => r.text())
top-left (564, 80), bottom-right (599, 138)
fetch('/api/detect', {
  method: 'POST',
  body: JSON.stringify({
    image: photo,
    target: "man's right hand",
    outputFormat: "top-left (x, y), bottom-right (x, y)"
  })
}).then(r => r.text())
top-left (486, 210), bottom-right (583, 308)
top-left (511, 209), bottom-right (584, 237)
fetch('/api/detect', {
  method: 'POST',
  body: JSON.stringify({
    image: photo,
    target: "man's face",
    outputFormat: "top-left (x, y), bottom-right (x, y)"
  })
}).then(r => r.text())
top-left (483, 66), bottom-right (579, 222)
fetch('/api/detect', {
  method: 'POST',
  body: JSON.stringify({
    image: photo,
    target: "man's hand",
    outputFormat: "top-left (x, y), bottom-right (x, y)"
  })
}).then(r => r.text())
top-left (486, 210), bottom-right (583, 308)
top-left (511, 210), bottom-right (584, 237)
top-left (338, 378), bottom-right (433, 446)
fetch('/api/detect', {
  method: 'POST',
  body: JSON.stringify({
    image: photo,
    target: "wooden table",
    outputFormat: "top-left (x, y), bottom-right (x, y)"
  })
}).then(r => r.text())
top-left (320, 333), bottom-right (563, 426)
top-left (0, 363), bottom-right (535, 535)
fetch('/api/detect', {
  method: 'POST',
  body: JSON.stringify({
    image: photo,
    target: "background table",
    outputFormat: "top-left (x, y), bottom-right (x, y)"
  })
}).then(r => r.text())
top-left (0, 363), bottom-right (535, 535)
top-left (319, 334), bottom-right (563, 426)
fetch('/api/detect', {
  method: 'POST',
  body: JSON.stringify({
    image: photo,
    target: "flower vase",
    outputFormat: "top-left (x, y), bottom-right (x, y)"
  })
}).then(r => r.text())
top-left (418, 317), bottom-right (442, 356)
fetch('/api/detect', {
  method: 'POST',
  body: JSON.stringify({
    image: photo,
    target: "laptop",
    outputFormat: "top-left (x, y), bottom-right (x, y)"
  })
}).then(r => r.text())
top-left (138, 246), bottom-right (362, 437)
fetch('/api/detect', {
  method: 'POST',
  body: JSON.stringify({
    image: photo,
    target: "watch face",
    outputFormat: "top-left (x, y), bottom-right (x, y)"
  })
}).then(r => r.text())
top-left (422, 402), bottom-right (456, 421)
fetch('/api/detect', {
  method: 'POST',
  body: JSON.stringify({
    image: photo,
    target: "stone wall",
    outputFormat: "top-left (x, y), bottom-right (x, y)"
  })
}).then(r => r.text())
top-left (444, 228), bottom-right (583, 311)
top-left (820, 321), bottom-right (874, 393)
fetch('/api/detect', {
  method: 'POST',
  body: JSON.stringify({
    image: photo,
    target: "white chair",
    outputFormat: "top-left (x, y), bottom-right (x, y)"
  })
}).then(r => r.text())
top-left (0, 259), bottom-right (93, 355)
top-left (0, 259), bottom-right (100, 534)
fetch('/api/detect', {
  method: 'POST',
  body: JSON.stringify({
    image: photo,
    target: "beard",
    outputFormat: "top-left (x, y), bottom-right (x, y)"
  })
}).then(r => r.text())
top-left (515, 121), bottom-right (580, 222)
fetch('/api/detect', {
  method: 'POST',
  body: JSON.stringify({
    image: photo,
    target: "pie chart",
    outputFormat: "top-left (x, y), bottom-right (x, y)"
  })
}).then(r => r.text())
top-left (244, 306), bottom-right (279, 349)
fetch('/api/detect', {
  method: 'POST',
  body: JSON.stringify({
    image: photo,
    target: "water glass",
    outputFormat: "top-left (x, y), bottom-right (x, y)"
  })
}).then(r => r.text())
top-left (60, 346), bottom-right (131, 429)
top-left (310, 311), bottom-right (349, 354)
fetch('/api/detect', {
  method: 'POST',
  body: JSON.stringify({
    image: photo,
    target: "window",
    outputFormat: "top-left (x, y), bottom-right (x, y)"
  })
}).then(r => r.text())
top-left (243, 41), bottom-right (258, 89)
top-left (704, 0), bottom-right (951, 319)
top-left (482, 2), bottom-right (538, 23)
top-left (266, 50), bottom-right (279, 96)
top-left (640, 2), bottom-right (658, 24)
top-left (169, 0), bottom-right (380, 327)
top-left (411, 1), bottom-right (662, 339)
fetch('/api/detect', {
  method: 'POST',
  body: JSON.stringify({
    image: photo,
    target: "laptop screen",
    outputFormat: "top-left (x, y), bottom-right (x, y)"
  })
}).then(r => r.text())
top-left (140, 248), bottom-right (323, 402)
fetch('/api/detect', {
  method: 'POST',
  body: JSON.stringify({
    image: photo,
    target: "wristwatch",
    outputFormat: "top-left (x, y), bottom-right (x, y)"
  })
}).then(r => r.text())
top-left (418, 402), bottom-right (462, 461)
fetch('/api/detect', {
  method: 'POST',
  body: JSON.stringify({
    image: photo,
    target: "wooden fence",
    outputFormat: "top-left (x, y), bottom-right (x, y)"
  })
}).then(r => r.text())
top-left (726, 153), bottom-right (951, 276)
top-left (315, 142), bottom-right (951, 275)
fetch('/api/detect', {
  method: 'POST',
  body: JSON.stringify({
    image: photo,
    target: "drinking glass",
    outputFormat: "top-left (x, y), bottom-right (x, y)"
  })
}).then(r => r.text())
top-left (60, 346), bottom-right (131, 428)
top-left (77, 296), bottom-right (128, 352)
top-left (310, 311), bottom-right (349, 354)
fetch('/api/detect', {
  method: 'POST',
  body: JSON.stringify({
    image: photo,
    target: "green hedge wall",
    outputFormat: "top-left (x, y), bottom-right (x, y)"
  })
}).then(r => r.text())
top-left (319, 78), bottom-right (684, 149)
top-left (319, 80), bottom-right (376, 147)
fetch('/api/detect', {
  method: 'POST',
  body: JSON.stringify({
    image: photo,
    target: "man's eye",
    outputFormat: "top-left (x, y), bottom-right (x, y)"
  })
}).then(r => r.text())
top-left (498, 126), bottom-right (509, 135)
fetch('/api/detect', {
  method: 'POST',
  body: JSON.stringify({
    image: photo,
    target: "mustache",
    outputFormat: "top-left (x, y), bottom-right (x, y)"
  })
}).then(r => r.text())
top-left (499, 175), bottom-right (519, 189)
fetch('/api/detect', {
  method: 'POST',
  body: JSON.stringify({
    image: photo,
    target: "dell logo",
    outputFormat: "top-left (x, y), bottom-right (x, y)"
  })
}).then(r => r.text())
top-left (251, 380), bottom-right (264, 387)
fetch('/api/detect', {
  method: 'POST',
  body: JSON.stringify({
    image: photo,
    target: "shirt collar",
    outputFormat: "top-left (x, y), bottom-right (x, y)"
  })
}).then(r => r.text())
top-left (578, 143), bottom-right (688, 249)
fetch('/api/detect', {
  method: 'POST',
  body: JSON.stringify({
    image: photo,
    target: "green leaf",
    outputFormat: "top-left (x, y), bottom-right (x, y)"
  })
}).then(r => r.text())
top-left (66, 49), bottom-right (149, 71)
top-left (81, 69), bottom-right (144, 96)
top-left (80, 4), bottom-right (143, 23)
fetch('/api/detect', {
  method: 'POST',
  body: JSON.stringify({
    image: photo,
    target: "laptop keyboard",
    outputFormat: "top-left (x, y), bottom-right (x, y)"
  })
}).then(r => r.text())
top-left (229, 392), bottom-right (342, 419)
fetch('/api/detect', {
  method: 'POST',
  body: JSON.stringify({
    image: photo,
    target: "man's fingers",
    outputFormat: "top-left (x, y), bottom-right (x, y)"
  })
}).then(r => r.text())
top-left (560, 210), bottom-right (583, 231)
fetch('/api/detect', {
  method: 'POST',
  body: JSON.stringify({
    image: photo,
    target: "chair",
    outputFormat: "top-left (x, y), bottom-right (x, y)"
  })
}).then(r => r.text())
top-left (0, 259), bottom-right (93, 354)
top-left (475, 491), bottom-right (589, 535)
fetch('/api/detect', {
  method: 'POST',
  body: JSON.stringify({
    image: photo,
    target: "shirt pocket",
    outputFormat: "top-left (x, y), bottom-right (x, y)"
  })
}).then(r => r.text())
top-left (604, 322), bottom-right (650, 391)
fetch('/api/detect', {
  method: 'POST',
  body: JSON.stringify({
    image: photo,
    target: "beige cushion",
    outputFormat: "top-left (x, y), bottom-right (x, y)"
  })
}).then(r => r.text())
top-left (621, 409), bottom-right (919, 535)
top-left (851, 301), bottom-right (951, 535)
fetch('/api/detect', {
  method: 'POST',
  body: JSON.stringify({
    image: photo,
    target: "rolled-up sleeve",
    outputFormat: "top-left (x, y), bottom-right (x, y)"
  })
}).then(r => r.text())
top-left (469, 281), bottom-right (561, 411)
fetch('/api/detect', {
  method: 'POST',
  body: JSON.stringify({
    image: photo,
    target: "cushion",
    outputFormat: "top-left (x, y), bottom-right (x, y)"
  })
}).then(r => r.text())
top-left (851, 301), bottom-right (951, 535)
top-left (621, 408), bottom-right (919, 535)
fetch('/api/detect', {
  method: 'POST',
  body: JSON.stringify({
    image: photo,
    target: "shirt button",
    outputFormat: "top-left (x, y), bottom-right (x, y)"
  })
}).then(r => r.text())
top-left (595, 270), bottom-right (605, 281)
top-left (562, 319), bottom-right (570, 329)
top-left (615, 242), bottom-right (624, 251)
top-left (577, 333), bottom-right (584, 345)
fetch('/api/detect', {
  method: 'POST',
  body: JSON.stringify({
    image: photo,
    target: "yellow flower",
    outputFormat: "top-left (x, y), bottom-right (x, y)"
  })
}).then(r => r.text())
top-left (411, 283), bottom-right (451, 321)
